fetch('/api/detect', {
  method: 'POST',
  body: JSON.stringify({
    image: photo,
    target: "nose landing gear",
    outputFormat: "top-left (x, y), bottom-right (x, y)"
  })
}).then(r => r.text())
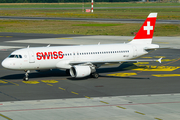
top-left (23, 70), bottom-right (30, 81)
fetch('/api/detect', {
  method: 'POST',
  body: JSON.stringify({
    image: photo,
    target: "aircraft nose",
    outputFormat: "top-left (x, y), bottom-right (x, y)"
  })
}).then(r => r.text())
top-left (1, 59), bottom-right (9, 69)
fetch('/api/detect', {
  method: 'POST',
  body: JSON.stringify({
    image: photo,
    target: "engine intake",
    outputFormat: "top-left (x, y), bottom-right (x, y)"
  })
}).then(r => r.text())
top-left (70, 65), bottom-right (91, 78)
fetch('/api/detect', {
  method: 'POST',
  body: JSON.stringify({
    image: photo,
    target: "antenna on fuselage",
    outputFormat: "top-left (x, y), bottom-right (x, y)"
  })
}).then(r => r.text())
top-left (27, 45), bottom-right (30, 48)
top-left (98, 42), bottom-right (100, 45)
top-left (47, 44), bottom-right (50, 47)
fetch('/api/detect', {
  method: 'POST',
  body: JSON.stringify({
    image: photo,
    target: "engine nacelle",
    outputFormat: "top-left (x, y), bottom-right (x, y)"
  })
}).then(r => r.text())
top-left (70, 65), bottom-right (91, 78)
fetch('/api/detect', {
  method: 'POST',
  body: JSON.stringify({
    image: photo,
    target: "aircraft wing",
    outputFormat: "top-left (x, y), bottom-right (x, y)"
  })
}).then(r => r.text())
top-left (69, 57), bottom-right (162, 65)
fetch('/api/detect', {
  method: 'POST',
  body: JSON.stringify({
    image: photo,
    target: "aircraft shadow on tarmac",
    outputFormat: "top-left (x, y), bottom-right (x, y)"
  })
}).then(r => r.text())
top-left (0, 69), bottom-right (67, 80)
top-left (0, 63), bottom-right (148, 80)
top-left (101, 75), bottom-right (150, 80)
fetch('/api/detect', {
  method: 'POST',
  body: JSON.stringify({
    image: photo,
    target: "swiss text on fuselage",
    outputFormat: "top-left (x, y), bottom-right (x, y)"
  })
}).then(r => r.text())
top-left (36, 51), bottom-right (63, 60)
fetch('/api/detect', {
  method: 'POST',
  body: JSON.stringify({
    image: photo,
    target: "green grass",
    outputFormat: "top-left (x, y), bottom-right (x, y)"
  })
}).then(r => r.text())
top-left (0, 20), bottom-right (180, 36)
top-left (0, 3), bottom-right (180, 20)
top-left (74, 23), bottom-right (123, 27)
top-left (0, 3), bottom-right (180, 36)
top-left (0, 7), bottom-right (180, 20)
top-left (0, 2), bottom-right (179, 8)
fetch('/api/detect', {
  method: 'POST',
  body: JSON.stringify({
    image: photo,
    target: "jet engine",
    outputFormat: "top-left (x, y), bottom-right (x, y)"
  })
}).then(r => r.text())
top-left (70, 65), bottom-right (91, 78)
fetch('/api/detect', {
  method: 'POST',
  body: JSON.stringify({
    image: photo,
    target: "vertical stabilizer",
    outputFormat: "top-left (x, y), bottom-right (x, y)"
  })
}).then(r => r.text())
top-left (129, 13), bottom-right (157, 44)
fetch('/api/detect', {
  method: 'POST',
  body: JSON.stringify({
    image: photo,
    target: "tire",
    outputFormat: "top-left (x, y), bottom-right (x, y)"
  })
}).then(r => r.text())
top-left (92, 72), bottom-right (99, 79)
top-left (66, 69), bottom-right (70, 76)
top-left (23, 77), bottom-right (29, 81)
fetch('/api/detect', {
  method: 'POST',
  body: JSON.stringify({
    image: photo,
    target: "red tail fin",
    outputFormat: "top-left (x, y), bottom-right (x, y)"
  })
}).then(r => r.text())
top-left (130, 13), bottom-right (157, 44)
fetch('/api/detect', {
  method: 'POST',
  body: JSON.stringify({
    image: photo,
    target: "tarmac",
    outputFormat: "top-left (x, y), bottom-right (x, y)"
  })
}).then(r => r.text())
top-left (1, 94), bottom-right (180, 120)
top-left (0, 33), bottom-right (180, 120)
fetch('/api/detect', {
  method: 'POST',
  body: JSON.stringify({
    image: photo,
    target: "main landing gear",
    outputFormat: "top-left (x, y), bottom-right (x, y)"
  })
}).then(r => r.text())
top-left (23, 70), bottom-right (30, 81)
top-left (66, 69), bottom-right (70, 76)
top-left (91, 72), bottom-right (99, 79)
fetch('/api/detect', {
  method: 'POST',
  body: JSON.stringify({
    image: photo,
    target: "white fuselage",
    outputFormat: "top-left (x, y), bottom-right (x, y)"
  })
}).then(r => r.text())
top-left (2, 43), bottom-right (149, 71)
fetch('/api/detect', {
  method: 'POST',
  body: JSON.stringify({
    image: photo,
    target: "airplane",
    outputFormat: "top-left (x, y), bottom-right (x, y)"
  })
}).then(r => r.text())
top-left (1, 13), bottom-right (162, 81)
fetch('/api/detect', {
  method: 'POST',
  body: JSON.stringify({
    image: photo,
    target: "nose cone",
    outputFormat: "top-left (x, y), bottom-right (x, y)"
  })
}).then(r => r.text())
top-left (1, 59), bottom-right (10, 69)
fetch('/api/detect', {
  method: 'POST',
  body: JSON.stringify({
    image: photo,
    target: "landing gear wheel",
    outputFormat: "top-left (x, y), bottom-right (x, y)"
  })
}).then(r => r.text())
top-left (23, 70), bottom-right (30, 81)
top-left (23, 77), bottom-right (29, 81)
top-left (91, 72), bottom-right (99, 79)
top-left (66, 69), bottom-right (70, 76)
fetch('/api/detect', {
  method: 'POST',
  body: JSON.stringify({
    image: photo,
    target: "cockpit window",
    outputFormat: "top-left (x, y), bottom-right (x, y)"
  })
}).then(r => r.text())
top-left (8, 54), bottom-right (23, 58)
top-left (19, 55), bottom-right (22, 58)
top-left (9, 55), bottom-right (15, 58)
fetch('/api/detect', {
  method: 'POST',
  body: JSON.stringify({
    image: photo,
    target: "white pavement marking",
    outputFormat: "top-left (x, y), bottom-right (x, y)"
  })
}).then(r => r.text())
top-left (0, 94), bottom-right (180, 120)
top-left (6, 36), bottom-right (180, 49)
top-left (0, 46), bottom-right (23, 49)
top-left (6, 36), bottom-right (129, 45)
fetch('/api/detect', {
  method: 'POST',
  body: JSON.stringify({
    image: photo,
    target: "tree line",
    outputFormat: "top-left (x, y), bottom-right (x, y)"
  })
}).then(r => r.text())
top-left (0, 0), bottom-right (139, 3)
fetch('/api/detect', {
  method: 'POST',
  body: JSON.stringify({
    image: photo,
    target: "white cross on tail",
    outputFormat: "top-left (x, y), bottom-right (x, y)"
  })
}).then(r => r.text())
top-left (144, 21), bottom-right (153, 35)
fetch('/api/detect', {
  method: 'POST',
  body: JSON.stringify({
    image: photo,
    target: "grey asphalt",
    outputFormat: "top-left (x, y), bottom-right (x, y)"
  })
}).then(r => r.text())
top-left (0, 33), bottom-right (180, 102)
top-left (0, 32), bottom-right (84, 48)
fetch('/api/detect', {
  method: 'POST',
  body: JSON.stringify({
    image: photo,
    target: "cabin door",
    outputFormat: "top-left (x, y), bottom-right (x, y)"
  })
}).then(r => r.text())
top-left (132, 46), bottom-right (138, 57)
top-left (28, 51), bottom-right (35, 63)
top-left (73, 52), bottom-right (79, 61)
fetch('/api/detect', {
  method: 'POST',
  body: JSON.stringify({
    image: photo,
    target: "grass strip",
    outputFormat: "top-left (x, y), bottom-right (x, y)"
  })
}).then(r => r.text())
top-left (0, 2), bottom-right (180, 8)
top-left (0, 3), bottom-right (180, 20)
top-left (0, 8), bottom-right (180, 20)
top-left (0, 20), bottom-right (179, 36)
